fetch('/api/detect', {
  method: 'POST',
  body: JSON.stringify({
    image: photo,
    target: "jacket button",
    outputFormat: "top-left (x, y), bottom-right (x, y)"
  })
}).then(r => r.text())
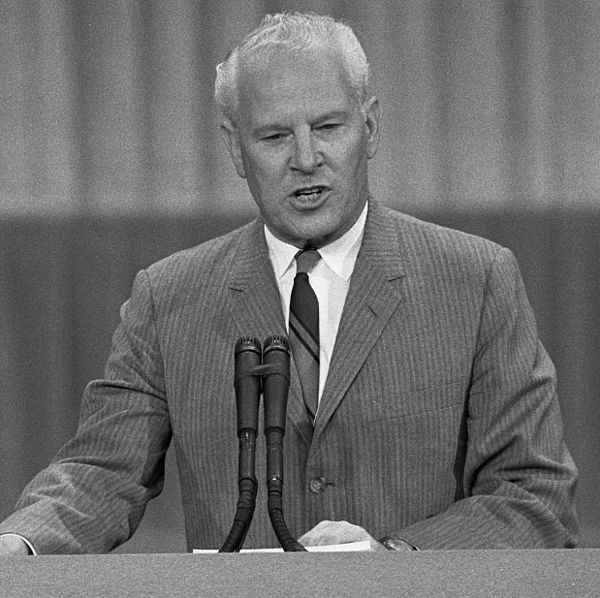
top-left (309, 476), bottom-right (327, 494)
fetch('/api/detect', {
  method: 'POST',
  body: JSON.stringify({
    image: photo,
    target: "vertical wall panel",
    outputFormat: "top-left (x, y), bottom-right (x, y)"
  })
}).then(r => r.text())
top-left (141, 1), bottom-right (204, 213)
top-left (0, 1), bottom-right (77, 214)
top-left (74, 2), bottom-right (147, 213)
top-left (510, 1), bottom-right (553, 204)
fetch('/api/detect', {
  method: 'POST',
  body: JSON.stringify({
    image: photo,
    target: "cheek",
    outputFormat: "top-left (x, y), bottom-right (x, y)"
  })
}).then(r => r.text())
top-left (244, 151), bottom-right (284, 187)
top-left (330, 136), bottom-right (367, 172)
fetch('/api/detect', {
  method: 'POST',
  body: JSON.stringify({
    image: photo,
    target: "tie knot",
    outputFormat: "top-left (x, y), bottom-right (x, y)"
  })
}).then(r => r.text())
top-left (296, 248), bottom-right (320, 274)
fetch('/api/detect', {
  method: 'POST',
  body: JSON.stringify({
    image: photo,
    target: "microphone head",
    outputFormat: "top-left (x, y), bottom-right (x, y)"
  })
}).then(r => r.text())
top-left (235, 336), bottom-right (262, 356)
top-left (263, 335), bottom-right (289, 354)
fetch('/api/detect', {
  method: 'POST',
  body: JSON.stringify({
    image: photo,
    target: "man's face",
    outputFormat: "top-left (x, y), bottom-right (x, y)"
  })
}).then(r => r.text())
top-left (222, 46), bottom-right (381, 248)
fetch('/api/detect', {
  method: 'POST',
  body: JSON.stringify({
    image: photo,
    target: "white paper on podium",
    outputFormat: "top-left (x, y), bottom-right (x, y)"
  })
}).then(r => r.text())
top-left (193, 540), bottom-right (371, 554)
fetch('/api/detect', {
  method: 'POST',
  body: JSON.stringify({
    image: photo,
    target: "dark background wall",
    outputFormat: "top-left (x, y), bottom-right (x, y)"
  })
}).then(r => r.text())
top-left (1, 1), bottom-right (599, 550)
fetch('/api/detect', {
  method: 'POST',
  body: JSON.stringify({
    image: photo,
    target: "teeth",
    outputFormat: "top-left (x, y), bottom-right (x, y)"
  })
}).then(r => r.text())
top-left (296, 187), bottom-right (323, 198)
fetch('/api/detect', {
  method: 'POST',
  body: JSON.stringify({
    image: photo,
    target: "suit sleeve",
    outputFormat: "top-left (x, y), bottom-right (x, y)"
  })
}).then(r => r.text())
top-left (395, 247), bottom-right (578, 549)
top-left (0, 270), bottom-right (171, 554)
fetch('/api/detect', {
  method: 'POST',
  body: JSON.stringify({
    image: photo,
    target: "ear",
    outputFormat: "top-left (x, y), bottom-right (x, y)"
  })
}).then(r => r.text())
top-left (363, 96), bottom-right (382, 160)
top-left (220, 119), bottom-right (246, 179)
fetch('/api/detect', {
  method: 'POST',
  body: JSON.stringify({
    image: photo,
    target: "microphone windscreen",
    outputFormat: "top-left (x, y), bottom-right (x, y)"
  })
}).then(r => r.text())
top-left (262, 335), bottom-right (290, 432)
top-left (234, 337), bottom-right (262, 434)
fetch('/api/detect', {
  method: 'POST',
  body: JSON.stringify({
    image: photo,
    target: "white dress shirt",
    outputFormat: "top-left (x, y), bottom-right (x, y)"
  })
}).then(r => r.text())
top-left (264, 202), bottom-right (368, 411)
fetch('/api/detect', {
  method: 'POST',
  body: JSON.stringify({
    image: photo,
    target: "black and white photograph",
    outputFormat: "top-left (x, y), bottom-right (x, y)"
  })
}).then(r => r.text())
top-left (1, 1), bottom-right (598, 596)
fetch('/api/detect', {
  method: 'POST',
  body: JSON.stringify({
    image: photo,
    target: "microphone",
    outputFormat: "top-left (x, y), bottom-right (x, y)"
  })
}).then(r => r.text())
top-left (234, 337), bottom-right (262, 436)
top-left (262, 335), bottom-right (307, 551)
top-left (219, 337), bottom-right (262, 552)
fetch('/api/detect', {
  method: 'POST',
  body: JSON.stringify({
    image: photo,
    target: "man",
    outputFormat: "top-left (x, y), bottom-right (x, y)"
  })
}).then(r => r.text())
top-left (0, 13), bottom-right (577, 555)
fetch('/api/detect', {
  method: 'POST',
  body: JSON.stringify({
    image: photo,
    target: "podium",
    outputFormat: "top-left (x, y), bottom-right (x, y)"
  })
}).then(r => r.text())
top-left (1, 549), bottom-right (599, 597)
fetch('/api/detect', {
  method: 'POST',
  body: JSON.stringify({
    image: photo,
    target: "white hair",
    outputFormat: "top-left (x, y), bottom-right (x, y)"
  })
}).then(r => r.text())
top-left (214, 12), bottom-right (370, 123)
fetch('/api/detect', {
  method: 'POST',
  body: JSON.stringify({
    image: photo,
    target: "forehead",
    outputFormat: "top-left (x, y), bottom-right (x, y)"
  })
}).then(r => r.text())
top-left (237, 47), bottom-right (356, 127)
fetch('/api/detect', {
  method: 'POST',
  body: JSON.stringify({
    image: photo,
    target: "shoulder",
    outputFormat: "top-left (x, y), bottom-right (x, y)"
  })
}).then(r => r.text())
top-left (138, 218), bottom-right (259, 295)
top-left (368, 203), bottom-right (521, 291)
top-left (388, 206), bottom-right (501, 256)
top-left (382, 204), bottom-right (510, 272)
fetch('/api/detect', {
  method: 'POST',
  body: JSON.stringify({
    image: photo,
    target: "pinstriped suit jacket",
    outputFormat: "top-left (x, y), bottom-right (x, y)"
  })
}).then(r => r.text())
top-left (0, 201), bottom-right (578, 553)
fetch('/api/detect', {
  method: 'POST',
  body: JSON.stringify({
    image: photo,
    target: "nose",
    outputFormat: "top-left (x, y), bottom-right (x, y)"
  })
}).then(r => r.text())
top-left (291, 130), bottom-right (323, 173)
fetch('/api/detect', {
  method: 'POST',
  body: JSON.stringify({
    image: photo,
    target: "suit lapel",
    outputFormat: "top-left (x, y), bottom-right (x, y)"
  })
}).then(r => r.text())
top-left (227, 219), bottom-right (312, 446)
top-left (314, 202), bottom-right (407, 440)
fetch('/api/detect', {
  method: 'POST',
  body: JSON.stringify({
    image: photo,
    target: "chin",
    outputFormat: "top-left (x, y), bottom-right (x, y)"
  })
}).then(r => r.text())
top-left (299, 230), bottom-right (341, 249)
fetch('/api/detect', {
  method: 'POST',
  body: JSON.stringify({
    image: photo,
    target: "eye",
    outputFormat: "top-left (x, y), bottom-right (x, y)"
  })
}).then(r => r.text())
top-left (317, 123), bottom-right (341, 131)
top-left (261, 132), bottom-right (288, 142)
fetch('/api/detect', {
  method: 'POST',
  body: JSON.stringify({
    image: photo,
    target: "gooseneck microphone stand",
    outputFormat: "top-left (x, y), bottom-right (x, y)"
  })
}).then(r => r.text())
top-left (219, 337), bottom-right (262, 552)
top-left (220, 336), bottom-right (307, 552)
top-left (262, 336), bottom-right (306, 552)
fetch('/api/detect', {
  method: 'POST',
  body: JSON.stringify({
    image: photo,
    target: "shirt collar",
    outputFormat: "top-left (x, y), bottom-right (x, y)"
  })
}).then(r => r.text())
top-left (264, 201), bottom-right (368, 282)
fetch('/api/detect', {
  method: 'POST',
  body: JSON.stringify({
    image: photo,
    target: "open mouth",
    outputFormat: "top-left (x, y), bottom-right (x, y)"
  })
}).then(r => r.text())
top-left (293, 186), bottom-right (327, 202)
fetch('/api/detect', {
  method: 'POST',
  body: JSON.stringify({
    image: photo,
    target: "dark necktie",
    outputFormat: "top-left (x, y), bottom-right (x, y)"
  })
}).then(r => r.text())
top-left (289, 249), bottom-right (321, 421)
